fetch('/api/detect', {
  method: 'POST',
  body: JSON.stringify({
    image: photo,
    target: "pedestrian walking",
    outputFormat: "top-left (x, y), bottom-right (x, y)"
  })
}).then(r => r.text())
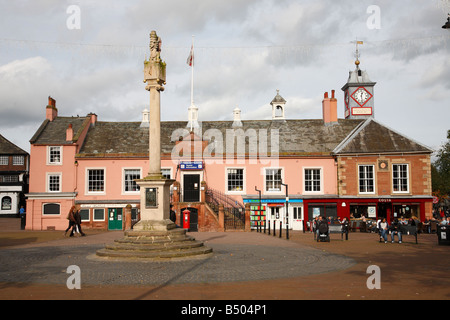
top-left (65, 206), bottom-right (77, 237)
top-left (72, 205), bottom-right (86, 237)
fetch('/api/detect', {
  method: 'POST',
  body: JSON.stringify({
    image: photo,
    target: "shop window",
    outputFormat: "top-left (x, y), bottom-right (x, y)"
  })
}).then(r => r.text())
top-left (1, 196), bottom-right (12, 210)
top-left (93, 208), bottom-right (105, 221)
top-left (350, 204), bottom-right (377, 219)
top-left (309, 203), bottom-right (337, 219)
top-left (393, 204), bottom-right (420, 219)
top-left (79, 209), bottom-right (90, 221)
top-left (43, 203), bottom-right (60, 215)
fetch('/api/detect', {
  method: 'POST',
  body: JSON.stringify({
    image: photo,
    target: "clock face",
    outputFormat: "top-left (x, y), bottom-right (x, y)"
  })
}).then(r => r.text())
top-left (351, 87), bottom-right (372, 107)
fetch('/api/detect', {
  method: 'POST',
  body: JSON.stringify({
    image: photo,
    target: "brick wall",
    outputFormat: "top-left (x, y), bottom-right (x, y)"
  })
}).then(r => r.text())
top-left (337, 154), bottom-right (432, 197)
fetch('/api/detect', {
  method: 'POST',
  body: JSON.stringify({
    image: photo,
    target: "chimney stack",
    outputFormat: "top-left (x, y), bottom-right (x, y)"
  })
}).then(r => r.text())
top-left (322, 90), bottom-right (338, 126)
top-left (46, 96), bottom-right (58, 121)
top-left (66, 124), bottom-right (73, 141)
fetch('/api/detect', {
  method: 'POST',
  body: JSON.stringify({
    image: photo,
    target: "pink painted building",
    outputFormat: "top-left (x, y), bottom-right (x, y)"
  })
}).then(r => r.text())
top-left (25, 63), bottom-right (433, 232)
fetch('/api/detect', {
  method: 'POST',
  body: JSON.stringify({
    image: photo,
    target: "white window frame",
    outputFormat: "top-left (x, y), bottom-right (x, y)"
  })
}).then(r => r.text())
top-left (86, 168), bottom-right (106, 194)
top-left (12, 156), bottom-right (24, 166)
top-left (358, 165), bottom-right (375, 194)
top-left (122, 168), bottom-right (142, 194)
top-left (47, 172), bottom-right (62, 192)
top-left (93, 208), bottom-right (105, 221)
top-left (161, 167), bottom-right (173, 179)
top-left (303, 167), bottom-right (323, 194)
top-left (225, 167), bottom-right (246, 194)
top-left (392, 163), bottom-right (409, 194)
top-left (47, 146), bottom-right (62, 165)
top-left (264, 168), bottom-right (284, 194)
top-left (0, 156), bottom-right (9, 165)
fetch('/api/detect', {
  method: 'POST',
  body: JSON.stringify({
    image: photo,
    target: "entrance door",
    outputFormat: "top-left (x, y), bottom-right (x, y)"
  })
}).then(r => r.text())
top-left (108, 208), bottom-right (123, 230)
top-left (183, 174), bottom-right (200, 202)
top-left (291, 205), bottom-right (304, 231)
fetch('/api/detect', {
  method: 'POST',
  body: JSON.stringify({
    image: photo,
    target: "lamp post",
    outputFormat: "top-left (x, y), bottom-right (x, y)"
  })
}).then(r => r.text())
top-left (255, 186), bottom-right (262, 232)
top-left (281, 182), bottom-right (289, 240)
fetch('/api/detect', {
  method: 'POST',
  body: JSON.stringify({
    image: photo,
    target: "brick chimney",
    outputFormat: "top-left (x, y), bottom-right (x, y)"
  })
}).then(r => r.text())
top-left (88, 112), bottom-right (97, 126)
top-left (46, 96), bottom-right (58, 121)
top-left (66, 124), bottom-right (73, 141)
top-left (322, 90), bottom-right (338, 126)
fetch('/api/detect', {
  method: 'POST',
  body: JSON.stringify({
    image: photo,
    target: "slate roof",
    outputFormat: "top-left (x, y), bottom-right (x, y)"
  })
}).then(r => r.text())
top-left (0, 134), bottom-right (28, 155)
top-left (77, 119), bottom-right (365, 157)
top-left (30, 115), bottom-right (432, 158)
top-left (333, 118), bottom-right (433, 154)
top-left (30, 116), bottom-right (90, 145)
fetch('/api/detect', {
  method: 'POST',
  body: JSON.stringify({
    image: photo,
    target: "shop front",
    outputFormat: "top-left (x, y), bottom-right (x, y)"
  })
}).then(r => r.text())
top-left (304, 197), bottom-right (432, 225)
top-left (244, 198), bottom-right (304, 231)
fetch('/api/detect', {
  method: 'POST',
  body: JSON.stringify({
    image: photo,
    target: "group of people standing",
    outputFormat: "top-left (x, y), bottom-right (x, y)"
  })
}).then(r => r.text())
top-left (64, 205), bottom-right (85, 237)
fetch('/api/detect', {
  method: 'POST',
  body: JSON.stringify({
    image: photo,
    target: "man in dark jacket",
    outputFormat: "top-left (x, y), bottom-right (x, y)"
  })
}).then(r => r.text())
top-left (390, 218), bottom-right (402, 243)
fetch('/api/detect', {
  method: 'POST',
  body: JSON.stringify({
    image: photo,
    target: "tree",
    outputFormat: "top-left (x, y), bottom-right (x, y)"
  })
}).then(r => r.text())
top-left (432, 130), bottom-right (450, 199)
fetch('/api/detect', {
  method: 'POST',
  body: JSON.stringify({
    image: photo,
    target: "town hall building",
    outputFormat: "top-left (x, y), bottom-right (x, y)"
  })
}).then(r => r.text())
top-left (24, 57), bottom-right (433, 232)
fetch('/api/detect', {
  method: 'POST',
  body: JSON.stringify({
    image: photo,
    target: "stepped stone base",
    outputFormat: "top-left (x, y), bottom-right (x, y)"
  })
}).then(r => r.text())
top-left (96, 220), bottom-right (212, 260)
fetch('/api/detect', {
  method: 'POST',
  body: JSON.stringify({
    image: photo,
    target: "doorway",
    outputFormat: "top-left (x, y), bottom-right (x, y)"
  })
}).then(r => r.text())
top-left (183, 174), bottom-right (200, 202)
top-left (108, 208), bottom-right (123, 230)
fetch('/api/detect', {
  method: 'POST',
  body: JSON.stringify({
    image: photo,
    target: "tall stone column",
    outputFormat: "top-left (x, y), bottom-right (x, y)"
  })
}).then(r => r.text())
top-left (96, 31), bottom-right (212, 260)
top-left (134, 30), bottom-right (174, 230)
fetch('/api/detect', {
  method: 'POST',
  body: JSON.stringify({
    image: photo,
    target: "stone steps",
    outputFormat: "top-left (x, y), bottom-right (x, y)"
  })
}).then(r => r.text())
top-left (96, 245), bottom-right (212, 260)
top-left (96, 226), bottom-right (212, 260)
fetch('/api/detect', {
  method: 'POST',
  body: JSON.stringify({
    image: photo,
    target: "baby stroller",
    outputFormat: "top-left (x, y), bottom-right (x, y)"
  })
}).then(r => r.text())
top-left (317, 221), bottom-right (330, 242)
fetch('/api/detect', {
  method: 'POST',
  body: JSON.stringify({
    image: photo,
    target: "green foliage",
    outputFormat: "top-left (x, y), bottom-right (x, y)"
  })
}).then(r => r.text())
top-left (432, 129), bottom-right (450, 198)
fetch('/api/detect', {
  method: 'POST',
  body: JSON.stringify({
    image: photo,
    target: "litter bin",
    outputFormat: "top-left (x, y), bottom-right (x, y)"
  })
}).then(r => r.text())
top-left (437, 226), bottom-right (450, 245)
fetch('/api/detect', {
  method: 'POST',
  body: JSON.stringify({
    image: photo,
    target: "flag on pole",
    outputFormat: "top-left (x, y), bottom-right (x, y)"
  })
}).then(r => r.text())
top-left (187, 45), bottom-right (194, 66)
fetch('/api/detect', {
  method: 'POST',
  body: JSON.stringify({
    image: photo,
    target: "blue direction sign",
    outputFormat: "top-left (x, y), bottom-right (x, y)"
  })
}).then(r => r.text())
top-left (180, 161), bottom-right (204, 170)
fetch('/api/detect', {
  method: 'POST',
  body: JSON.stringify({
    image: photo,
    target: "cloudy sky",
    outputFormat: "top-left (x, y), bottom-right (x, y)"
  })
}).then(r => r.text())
top-left (0, 0), bottom-right (449, 154)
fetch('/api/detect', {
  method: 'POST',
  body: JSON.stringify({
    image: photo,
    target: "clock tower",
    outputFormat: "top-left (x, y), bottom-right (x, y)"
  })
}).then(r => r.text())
top-left (341, 49), bottom-right (376, 119)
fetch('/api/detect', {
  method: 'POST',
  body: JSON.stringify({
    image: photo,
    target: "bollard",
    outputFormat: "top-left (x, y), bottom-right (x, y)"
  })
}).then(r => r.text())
top-left (263, 220), bottom-right (266, 234)
top-left (279, 221), bottom-right (282, 238)
top-left (268, 221), bottom-right (271, 235)
top-left (273, 220), bottom-right (276, 237)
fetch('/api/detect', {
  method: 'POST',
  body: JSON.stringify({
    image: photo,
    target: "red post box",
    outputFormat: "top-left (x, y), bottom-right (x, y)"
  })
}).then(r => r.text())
top-left (183, 209), bottom-right (190, 230)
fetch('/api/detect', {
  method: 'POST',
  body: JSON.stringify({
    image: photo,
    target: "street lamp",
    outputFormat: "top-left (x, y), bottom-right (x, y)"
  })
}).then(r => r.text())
top-left (281, 181), bottom-right (289, 240)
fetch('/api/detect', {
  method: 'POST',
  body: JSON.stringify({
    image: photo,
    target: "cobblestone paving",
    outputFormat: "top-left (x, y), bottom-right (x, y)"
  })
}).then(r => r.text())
top-left (0, 241), bottom-right (355, 286)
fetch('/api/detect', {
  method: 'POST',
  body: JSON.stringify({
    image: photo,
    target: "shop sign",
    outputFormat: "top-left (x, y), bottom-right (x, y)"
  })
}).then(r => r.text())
top-left (378, 198), bottom-right (391, 203)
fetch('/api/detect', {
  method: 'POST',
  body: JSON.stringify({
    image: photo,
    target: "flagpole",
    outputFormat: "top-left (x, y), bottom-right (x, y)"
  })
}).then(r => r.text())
top-left (191, 35), bottom-right (194, 107)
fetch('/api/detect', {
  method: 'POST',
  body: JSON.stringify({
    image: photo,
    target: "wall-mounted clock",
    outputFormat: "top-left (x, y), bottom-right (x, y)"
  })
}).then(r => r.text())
top-left (351, 87), bottom-right (372, 107)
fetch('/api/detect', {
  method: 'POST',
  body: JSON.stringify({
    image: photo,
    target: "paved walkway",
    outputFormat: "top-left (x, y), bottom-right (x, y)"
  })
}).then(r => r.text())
top-left (0, 218), bottom-right (449, 301)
